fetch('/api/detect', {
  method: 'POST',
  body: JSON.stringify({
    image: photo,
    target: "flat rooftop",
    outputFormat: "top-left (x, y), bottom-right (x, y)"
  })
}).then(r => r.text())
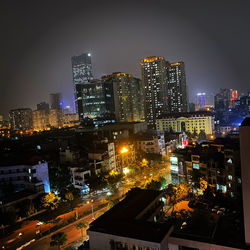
top-left (89, 189), bottom-right (173, 243)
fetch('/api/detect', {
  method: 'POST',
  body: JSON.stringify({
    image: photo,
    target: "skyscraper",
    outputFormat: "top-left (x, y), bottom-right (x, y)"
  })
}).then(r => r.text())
top-left (32, 110), bottom-right (49, 131)
top-left (9, 108), bottom-right (33, 130)
top-left (140, 56), bottom-right (167, 127)
top-left (50, 93), bottom-right (62, 110)
top-left (71, 53), bottom-right (93, 117)
top-left (195, 93), bottom-right (206, 110)
top-left (102, 72), bottom-right (145, 122)
top-left (75, 79), bottom-right (115, 120)
top-left (141, 57), bottom-right (188, 127)
top-left (37, 101), bottom-right (49, 114)
top-left (166, 61), bottom-right (188, 113)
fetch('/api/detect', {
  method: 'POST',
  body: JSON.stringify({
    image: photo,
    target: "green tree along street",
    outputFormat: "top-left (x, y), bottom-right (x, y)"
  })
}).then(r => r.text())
top-left (50, 232), bottom-right (67, 250)
top-left (75, 221), bottom-right (89, 241)
top-left (49, 164), bottom-right (72, 194)
top-left (42, 192), bottom-right (60, 209)
top-left (198, 129), bottom-right (206, 140)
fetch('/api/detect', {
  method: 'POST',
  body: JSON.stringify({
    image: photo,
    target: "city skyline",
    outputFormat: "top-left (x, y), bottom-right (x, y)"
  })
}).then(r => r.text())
top-left (1, 0), bottom-right (250, 117)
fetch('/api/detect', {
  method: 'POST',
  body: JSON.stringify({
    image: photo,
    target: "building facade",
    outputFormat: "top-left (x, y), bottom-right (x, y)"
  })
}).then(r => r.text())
top-left (156, 111), bottom-right (214, 135)
top-left (167, 62), bottom-right (188, 114)
top-left (135, 132), bottom-right (166, 155)
top-left (0, 161), bottom-right (50, 196)
top-left (9, 108), bottom-right (33, 131)
top-left (195, 93), bottom-right (206, 110)
top-left (140, 56), bottom-right (167, 127)
top-left (75, 79), bottom-right (115, 120)
top-left (37, 102), bottom-right (49, 114)
top-left (50, 93), bottom-right (62, 110)
top-left (32, 110), bottom-right (49, 131)
top-left (48, 109), bottom-right (63, 128)
top-left (72, 53), bottom-right (93, 116)
top-left (102, 73), bottom-right (145, 122)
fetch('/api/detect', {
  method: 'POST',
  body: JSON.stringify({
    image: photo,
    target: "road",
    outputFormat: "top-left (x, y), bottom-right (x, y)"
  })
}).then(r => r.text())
top-left (0, 160), bottom-right (171, 250)
top-left (25, 207), bottom-right (107, 250)
top-left (0, 199), bottom-right (106, 250)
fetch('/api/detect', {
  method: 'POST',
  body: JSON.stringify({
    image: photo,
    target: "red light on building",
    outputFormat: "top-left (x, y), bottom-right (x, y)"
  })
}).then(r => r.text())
top-left (230, 89), bottom-right (238, 101)
top-left (183, 138), bottom-right (189, 146)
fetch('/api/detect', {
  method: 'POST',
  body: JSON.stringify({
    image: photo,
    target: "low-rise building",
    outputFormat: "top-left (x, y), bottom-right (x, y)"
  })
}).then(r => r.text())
top-left (0, 161), bottom-right (50, 198)
top-left (171, 138), bottom-right (241, 196)
top-left (99, 122), bottom-right (147, 140)
top-left (88, 189), bottom-right (243, 249)
top-left (63, 113), bottom-right (79, 127)
top-left (88, 141), bottom-right (116, 172)
top-left (156, 111), bottom-right (214, 136)
top-left (88, 189), bottom-right (172, 250)
top-left (135, 132), bottom-right (166, 155)
top-left (60, 146), bottom-right (80, 164)
top-left (70, 165), bottom-right (91, 193)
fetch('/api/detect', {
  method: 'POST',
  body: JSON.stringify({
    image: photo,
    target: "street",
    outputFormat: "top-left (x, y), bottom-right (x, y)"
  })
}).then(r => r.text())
top-left (0, 160), bottom-right (171, 250)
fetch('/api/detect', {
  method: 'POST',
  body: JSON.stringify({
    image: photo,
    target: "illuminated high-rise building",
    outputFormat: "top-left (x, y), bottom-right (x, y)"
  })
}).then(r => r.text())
top-left (230, 89), bottom-right (238, 103)
top-left (166, 61), bottom-right (188, 113)
top-left (102, 73), bottom-right (145, 122)
top-left (141, 57), bottom-right (188, 127)
top-left (71, 53), bottom-right (93, 116)
top-left (140, 56), bottom-right (167, 127)
top-left (195, 93), bottom-right (206, 110)
top-left (32, 110), bottom-right (49, 131)
top-left (9, 108), bottom-right (33, 131)
top-left (49, 109), bottom-right (63, 128)
top-left (75, 79), bottom-right (115, 120)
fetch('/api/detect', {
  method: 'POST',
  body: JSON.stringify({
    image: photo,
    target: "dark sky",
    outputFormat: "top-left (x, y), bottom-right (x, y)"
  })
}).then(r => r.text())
top-left (1, 0), bottom-right (250, 118)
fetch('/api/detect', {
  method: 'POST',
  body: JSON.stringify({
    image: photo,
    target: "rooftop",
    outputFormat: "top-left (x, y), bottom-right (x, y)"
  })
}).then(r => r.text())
top-left (88, 189), bottom-right (173, 243)
top-left (157, 111), bottom-right (213, 119)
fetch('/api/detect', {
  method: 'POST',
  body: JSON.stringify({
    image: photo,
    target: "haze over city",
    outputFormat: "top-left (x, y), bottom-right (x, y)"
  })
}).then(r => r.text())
top-left (1, 1), bottom-right (250, 250)
top-left (1, 0), bottom-right (250, 117)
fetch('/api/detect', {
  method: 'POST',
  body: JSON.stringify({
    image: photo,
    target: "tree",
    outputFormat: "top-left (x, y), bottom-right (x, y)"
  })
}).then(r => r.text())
top-left (86, 172), bottom-right (108, 191)
top-left (192, 128), bottom-right (198, 138)
top-left (65, 191), bottom-right (74, 202)
top-left (198, 130), bottom-right (206, 140)
top-left (200, 177), bottom-right (208, 192)
top-left (49, 165), bottom-right (71, 195)
top-left (42, 192), bottom-right (60, 209)
top-left (76, 221), bottom-right (89, 241)
top-left (50, 232), bottom-right (67, 250)
top-left (175, 183), bottom-right (191, 201)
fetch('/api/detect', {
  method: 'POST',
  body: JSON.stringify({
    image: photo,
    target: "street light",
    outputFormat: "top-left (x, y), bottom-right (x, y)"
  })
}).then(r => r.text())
top-left (120, 147), bottom-right (129, 170)
top-left (87, 199), bottom-right (95, 220)
top-left (120, 147), bottom-right (128, 154)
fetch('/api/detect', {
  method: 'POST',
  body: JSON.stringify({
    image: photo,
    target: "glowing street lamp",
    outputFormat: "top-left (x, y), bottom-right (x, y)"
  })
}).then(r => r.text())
top-left (123, 167), bottom-right (130, 175)
top-left (121, 147), bottom-right (128, 154)
top-left (120, 147), bottom-right (128, 171)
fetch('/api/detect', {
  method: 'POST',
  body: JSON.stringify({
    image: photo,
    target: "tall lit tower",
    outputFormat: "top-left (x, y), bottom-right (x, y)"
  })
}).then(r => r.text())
top-left (166, 61), bottom-right (188, 113)
top-left (71, 53), bottom-right (93, 117)
top-left (140, 56), bottom-right (167, 127)
top-left (196, 93), bottom-right (206, 110)
top-left (102, 72), bottom-right (144, 122)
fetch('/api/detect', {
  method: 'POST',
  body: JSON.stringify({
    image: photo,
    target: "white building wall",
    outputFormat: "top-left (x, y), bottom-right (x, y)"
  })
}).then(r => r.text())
top-left (88, 230), bottom-right (161, 250)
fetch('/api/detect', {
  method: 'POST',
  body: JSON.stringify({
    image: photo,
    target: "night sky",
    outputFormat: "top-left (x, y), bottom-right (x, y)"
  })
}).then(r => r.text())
top-left (1, 0), bottom-right (250, 118)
